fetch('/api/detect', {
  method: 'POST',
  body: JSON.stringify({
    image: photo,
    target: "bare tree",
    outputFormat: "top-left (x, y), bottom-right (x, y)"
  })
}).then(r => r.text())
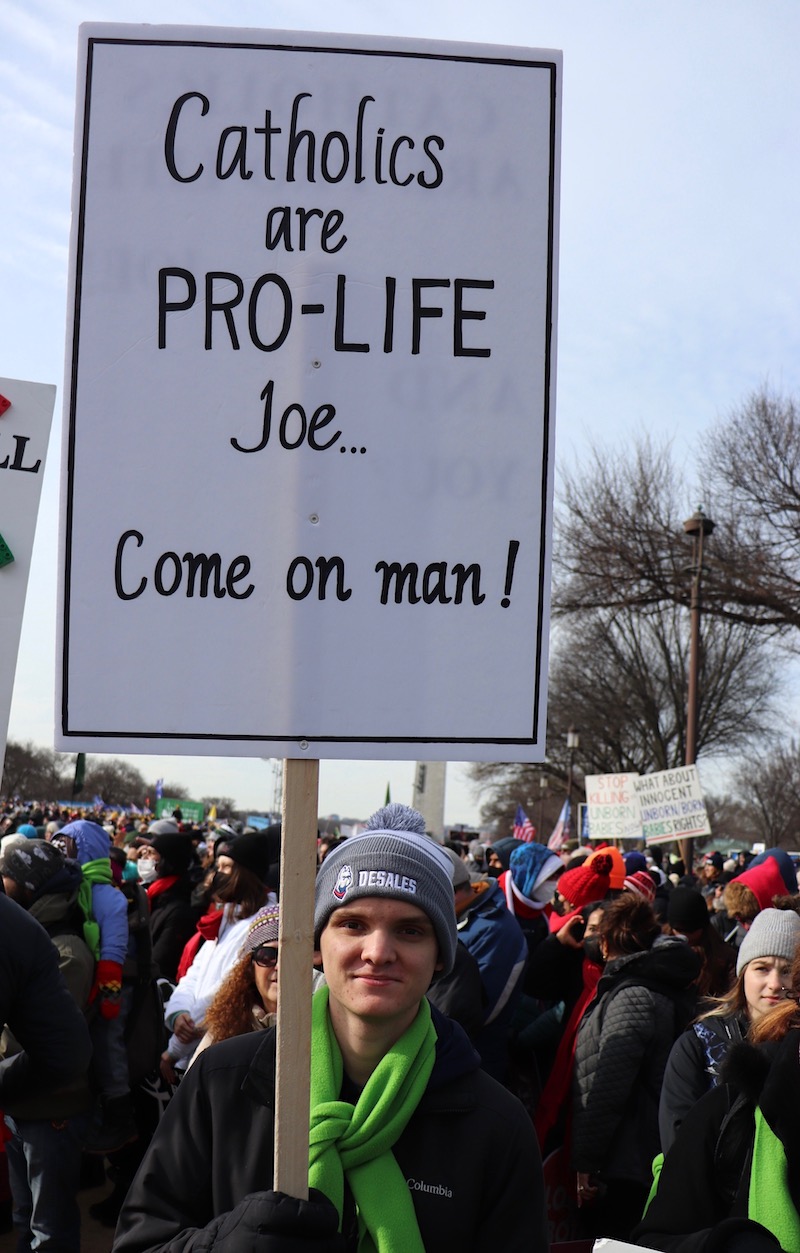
top-left (81, 758), bottom-right (148, 808)
top-left (730, 743), bottom-right (800, 849)
top-left (201, 795), bottom-right (238, 817)
top-left (558, 386), bottom-right (800, 641)
top-left (547, 602), bottom-right (777, 776)
top-left (1, 741), bottom-right (71, 799)
top-left (469, 601), bottom-right (777, 834)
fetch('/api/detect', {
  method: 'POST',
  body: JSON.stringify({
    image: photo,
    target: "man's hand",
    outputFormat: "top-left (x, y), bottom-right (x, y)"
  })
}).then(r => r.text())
top-left (211, 1189), bottom-right (346, 1252)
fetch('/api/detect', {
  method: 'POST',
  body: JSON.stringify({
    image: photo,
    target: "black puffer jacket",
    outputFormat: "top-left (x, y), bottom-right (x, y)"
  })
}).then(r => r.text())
top-left (572, 937), bottom-right (700, 1184)
top-left (636, 1034), bottom-right (800, 1253)
top-left (114, 1005), bottom-right (546, 1253)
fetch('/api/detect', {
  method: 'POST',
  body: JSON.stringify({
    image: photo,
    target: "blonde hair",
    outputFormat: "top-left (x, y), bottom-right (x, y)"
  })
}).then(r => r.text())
top-left (697, 971), bottom-right (749, 1023)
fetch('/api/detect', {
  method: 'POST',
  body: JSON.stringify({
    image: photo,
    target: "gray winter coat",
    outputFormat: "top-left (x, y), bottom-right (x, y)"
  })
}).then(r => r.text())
top-left (572, 938), bottom-right (700, 1185)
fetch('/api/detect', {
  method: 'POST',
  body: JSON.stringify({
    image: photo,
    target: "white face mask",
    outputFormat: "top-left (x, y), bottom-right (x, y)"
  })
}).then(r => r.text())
top-left (530, 879), bottom-right (556, 904)
top-left (137, 858), bottom-right (158, 884)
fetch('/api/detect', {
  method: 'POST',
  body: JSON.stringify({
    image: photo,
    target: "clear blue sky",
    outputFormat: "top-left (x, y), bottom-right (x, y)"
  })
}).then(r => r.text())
top-left (3, 0), bottom-right (799, 824)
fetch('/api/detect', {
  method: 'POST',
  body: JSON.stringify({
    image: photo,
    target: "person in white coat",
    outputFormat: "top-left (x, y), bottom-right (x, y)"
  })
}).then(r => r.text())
top-left (161, 834), bottom-right (273, 1080)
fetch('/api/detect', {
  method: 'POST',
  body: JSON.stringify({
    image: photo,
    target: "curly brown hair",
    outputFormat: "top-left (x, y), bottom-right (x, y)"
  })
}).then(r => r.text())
top-left (202, 954), bottom-right (263, 1044)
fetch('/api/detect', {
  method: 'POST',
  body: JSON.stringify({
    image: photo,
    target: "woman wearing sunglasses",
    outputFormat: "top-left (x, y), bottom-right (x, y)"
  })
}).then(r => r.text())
top-left (190, 905), bottom-right (284, 1062)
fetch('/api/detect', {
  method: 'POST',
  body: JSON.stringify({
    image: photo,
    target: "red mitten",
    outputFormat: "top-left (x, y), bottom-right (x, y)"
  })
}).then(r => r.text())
top-left (93, 959), bottom-right (123, 1020)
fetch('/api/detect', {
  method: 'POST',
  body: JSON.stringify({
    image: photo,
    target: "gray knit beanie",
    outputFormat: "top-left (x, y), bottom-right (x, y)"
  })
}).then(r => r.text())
top-left (736, 907), bottom-right (800, 975)
top-left (314, 803), bottom-right (457, 975)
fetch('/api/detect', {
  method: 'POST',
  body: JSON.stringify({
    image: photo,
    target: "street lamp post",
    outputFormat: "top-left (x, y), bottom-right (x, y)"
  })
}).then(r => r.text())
top-left (682, 508), bottom-right (715, 872)
top-left (567, 726), bottom-right (580, 838)
top-left (537, 773), bottom-right (548, 843)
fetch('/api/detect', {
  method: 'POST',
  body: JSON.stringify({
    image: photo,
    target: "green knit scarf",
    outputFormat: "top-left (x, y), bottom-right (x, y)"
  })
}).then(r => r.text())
top-left (76, 858), bottom-right (114, 961)
top-left (749, 1107), bottom-right (800, 1252)
top-left (308, 986), bottom-right (437, 1253)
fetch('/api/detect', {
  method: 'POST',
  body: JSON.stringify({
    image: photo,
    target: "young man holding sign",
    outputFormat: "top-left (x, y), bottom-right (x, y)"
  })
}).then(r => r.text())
top-left (114, 804), bottom-right (545, 1251)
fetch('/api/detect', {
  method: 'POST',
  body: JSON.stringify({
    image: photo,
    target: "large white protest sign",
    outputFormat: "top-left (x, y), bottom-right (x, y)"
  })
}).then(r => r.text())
top-left (634, 765), bottom-right (711, 845)
top-left (57, 25), bottom-right (561, 760)
top-left (584, 772), bottom-right (642, 841)
top-left (0, 378), bottom-right (56, 769)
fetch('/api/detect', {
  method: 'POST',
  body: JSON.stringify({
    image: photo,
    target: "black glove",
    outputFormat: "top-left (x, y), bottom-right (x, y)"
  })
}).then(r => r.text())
top-left (211, 1189), bottom-right (346, 1252)
top-left (709, 1220), bottom-right (782, 1253)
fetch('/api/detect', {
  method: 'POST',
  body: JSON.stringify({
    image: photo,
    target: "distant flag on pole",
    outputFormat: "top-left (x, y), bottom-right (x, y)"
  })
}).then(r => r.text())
top-left (72, 752), bottom-right (85, 798)
top-left (513, 804), bottom-right (536, 842)
top-left (547, 799), bottom-right (571, 852)
top-left (385, 781), bottom-right (391, 806)
top-left (208, 804), bottom-right (217, 821)
top-left (155, 778), bottom-right (164, 800)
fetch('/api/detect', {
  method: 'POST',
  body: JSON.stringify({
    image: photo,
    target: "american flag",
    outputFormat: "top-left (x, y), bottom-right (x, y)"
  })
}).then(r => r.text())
top-left (547, 799), bottom-right (572, 852)
top-left (513, 804), bottom-right (536, 842)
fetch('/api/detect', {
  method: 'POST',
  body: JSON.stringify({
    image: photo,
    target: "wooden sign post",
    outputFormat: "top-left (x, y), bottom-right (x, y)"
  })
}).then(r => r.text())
top-left (274, 757), bottom-right (319, 1198)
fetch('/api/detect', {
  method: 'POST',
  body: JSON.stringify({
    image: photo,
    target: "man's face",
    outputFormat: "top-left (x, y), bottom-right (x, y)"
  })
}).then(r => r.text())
top-left (316, 897), bottom-right (442, 1037)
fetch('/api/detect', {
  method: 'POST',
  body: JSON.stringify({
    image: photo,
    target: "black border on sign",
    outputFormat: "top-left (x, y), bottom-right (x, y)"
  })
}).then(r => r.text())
top-left (61, 34), bottom-right (559, 748)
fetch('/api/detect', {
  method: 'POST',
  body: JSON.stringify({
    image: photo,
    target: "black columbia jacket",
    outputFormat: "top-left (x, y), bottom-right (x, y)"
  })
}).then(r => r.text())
top-left (114, 1005), bottom-right (546, 1252)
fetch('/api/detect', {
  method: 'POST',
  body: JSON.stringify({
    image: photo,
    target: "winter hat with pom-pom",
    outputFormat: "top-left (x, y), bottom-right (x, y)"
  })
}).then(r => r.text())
top-left (313, 803), bottom-right (457, 975)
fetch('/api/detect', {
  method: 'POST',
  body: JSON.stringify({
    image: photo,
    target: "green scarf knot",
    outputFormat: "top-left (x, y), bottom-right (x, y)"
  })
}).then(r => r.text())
top-left (308, 985), bottom-right (436, 1253)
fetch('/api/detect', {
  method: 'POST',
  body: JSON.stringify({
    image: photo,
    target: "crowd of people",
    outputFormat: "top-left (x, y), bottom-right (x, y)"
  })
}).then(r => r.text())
top-left (2, 796), bottom-right (800, 1252)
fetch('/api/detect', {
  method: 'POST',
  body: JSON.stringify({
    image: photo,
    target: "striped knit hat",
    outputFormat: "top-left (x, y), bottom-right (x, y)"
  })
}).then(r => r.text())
top-left (241, 904), bottom-right (280, 955)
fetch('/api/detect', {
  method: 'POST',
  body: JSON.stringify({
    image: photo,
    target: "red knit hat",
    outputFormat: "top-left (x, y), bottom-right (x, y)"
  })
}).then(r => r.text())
top-left (558, 852), bottom-right (613, 910)
top-left (734, 858), bottom-right (787, 912)
top-left (623, 870), bottom-right (656, 902)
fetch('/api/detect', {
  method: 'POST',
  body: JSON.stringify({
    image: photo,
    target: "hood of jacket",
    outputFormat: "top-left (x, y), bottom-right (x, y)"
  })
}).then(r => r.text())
top-left (599, 935), bottom-right (701, 1001)
top-left (56, 818), bottom-right (110, 865)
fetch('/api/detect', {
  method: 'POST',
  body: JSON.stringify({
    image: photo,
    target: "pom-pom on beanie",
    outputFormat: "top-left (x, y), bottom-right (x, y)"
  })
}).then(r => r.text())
top-left (586, 845), bottom-right (626, 889)
top-left (736, 907), bottom-right (800, 976)
top-left (314, 803), bottom-right (457, 975)
top-left (558, 852), bottom-right (613, 910)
